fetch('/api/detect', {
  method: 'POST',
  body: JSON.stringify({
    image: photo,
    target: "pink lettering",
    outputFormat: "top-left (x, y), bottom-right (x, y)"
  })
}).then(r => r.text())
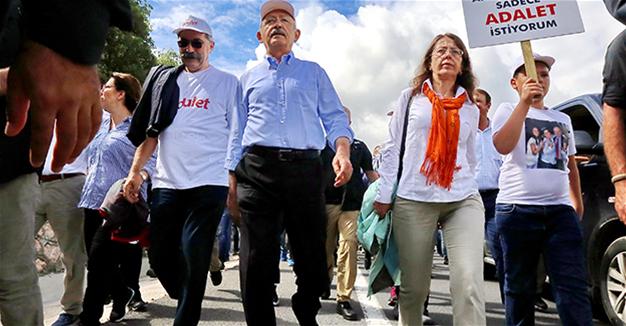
top-left (178, 97), bottom-right (211, 110)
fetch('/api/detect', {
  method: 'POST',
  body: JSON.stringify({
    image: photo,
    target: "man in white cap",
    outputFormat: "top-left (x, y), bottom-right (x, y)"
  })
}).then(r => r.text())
top-left (226, 0), bottom-right (353, 325)
top-left (123, 14), bottom-right (240, 326)
top-left (491, 53), bottom-right (591, 324)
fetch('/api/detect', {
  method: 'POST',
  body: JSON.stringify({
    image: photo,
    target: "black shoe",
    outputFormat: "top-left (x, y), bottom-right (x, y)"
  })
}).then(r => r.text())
top-left (128, 297), bottom-right (147, 312)
top-left (146, 268), bottom-right (157, 278)
top-left (210, 271), bottom-right (222, 286)
top-left (272, 285), bottom-right (280, 306)
top-left (391, 304), bottom-right (399, 320)
top-left (109, 287), bottom-right (134, 323)
top-left (336, 301), bottom-right (358, 321)
top-left (423, 314), bottom-right (438, 325)
top-left (534, 296), bottom-right (548, 312)
top-left (321, 286), bottom-right (331, 300)
top-left (443, 256), bottom-right (449, 265)
top-left (364, 253), bottom-right (372, 270)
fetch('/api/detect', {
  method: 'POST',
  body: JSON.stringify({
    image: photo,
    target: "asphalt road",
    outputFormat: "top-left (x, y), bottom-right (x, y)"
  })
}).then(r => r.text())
top-left (40, 253), bottom-right (606, 325)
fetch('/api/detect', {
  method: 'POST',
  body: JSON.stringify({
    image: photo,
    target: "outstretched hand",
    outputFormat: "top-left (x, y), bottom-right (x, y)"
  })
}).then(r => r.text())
top-left (5, 41), bottom-right (102, 172)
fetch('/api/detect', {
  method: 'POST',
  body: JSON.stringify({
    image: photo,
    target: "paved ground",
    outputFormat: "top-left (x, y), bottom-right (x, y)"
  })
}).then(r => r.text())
top-left (41, 253), bottom-right (606, 325)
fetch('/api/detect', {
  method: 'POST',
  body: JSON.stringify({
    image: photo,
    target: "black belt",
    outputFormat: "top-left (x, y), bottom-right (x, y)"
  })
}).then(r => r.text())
top-left (247, 146), bottom-right (320, 162)
top-left (39, 173), bottom-right (85, 183)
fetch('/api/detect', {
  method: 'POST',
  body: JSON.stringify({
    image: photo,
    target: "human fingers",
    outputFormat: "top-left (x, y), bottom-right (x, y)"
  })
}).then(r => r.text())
top-left (0, 68), bottom-right (9, 96)
top-left (68, 99), bottom-right (93, 162)
top-left (90, 102), bottom-right (102, 141)
top-left (48, 104), bottom-right (78, 171)
top-left (5, 67), bottom-right (31, 136)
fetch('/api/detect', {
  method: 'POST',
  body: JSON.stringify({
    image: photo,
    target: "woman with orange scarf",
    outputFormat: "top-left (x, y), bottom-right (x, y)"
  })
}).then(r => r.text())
top-left (374, 33), bottom-right (485, 325)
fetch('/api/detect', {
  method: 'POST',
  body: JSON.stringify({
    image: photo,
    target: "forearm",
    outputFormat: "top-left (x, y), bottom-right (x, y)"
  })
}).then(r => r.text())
top-left (568, 158), bottom-right (583, 214)
top-left (604, 103), bottom-right (626, 176)
top-left (366, 170), bottom-right (380, 182)
top-left (335, 137), bottom-right (350, 157)
top-left (130, 137), bottom-right (158, 174)
top-left (493, 102), bottom-right (530, 154)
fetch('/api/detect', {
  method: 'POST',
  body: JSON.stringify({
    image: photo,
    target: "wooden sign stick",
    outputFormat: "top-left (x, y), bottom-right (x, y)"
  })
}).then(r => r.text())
top-left (520, 40), bottom-right (538, 81)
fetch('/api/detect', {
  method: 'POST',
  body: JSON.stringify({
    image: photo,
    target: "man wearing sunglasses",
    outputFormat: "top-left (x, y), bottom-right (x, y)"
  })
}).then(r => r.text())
top-left (226, 1), bottom-right (353, 325)
top-left (124, 15), bottom-right (240, 326)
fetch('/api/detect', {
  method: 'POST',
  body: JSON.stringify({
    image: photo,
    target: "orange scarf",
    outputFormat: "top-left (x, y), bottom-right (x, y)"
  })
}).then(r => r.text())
top-left (419, 82), bottom-right (467, 190)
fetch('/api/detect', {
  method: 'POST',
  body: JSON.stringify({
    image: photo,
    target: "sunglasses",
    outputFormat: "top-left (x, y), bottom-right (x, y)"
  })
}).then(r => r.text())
top-left (177, 38), bottom-right (204, 49)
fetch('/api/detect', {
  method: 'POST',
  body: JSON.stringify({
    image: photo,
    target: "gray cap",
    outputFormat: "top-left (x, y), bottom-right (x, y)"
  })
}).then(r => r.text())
top-left (261, 0), bottom-right (295, 20)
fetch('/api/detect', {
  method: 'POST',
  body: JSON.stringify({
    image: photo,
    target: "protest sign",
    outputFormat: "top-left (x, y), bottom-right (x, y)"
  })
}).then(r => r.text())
top-left (462, 0), bottom-right (584, 79)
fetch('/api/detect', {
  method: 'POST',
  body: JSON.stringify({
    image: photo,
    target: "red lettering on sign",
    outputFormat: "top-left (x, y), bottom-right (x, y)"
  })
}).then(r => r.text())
top-left (485, 4), bottom-right (558, 25)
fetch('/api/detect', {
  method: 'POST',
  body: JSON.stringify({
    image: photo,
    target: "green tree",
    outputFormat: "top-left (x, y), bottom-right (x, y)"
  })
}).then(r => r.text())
top-left (98, 0), bottom-right (156, 83)
top-left (155, 49), bottom-right (181, 67)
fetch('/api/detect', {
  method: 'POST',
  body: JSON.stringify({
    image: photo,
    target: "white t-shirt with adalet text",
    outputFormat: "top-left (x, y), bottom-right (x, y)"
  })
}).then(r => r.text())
top-left (153, 66), bottom-right (239, 189)
top-left (492, 102), bottom-right (576, 206)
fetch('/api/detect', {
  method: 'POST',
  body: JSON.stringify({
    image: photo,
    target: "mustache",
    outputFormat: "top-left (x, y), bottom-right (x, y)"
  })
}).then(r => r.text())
top-left (181, 52), bottom-right (202, 60)
top-left (270, 28), bottom-right (286, 37)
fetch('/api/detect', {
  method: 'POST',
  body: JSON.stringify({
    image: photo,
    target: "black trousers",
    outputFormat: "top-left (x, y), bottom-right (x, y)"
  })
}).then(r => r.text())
top-left (148, 185), bottom-right (227, 326)
top-left (236, 151), bottom-right (328, 326)
top-left (81, 209), bottom-right (143, 324)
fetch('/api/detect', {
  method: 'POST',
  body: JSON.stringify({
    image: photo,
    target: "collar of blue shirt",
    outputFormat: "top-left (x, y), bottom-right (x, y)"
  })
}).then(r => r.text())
top-left (265, 51), bottom-right (294, 68)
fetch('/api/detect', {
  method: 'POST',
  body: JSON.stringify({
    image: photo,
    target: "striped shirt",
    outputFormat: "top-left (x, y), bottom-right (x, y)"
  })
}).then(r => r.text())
top-left (78, 113), bottom-right (156, 210)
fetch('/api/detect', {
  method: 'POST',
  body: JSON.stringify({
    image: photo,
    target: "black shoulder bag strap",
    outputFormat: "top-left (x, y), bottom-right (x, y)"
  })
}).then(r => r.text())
top-left (396, 95), bottom-right (414, 183)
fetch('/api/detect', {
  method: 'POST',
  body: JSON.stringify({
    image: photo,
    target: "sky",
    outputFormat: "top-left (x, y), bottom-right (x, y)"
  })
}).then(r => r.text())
top-left (147, 0), bottom-right (623, 148)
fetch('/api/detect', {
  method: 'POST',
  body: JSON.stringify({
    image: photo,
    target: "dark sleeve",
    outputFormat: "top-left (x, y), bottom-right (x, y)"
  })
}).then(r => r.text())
top-left (22, 0), bottom-right (132, 65)
top-left (359, 141), bottom-right (374, 172)
top-left (602, 30), bottom-right (626, 108)
top-left (605, 0), bottom-right (626, 24)
top-left (127, 66), bottom-right (160, 147)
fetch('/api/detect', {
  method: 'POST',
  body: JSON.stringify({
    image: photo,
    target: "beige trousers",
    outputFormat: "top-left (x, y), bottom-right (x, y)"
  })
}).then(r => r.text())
top-left (0, 173), bottom-right (43, 326)
top-left (393, 194), bottom-right (486, 326)
top-left (35, 175), bottom-right (87, 315)
top-left (325, 205), bottom-right (359, 302)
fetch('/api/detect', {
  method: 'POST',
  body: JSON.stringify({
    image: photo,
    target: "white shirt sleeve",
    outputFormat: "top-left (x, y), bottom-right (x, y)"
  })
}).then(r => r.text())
top-left (492, 102), bottom-right (515, 135)
top-left (375, 89), bottom-right (412, 204)
top-left (466, 104), bottom-right (479, 179)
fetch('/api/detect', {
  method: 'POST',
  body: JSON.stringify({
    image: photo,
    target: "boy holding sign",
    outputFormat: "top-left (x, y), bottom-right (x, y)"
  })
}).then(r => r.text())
top-left (491, 54), bottom-right (592, 325)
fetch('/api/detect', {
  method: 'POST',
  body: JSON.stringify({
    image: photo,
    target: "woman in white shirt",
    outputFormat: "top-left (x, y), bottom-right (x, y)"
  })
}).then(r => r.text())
top-left (374, 33), bottom-right (485, 325)
top-left (526, 127), bottom-right (541, 168)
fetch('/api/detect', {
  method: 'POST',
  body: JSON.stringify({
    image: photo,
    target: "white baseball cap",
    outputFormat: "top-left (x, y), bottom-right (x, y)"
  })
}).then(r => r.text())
top-left (513, 52), bottom-right (555, 76)
top-left (173, 15), bottom-right (213, 37)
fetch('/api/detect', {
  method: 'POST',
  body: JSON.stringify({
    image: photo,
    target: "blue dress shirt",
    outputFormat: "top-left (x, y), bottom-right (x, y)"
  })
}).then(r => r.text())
top-left (226, 52), bottom-right (353, 171)
top-left (78, 114), bottom-right (156, 210)
top-left (475, 124), bottom-right (502, 191)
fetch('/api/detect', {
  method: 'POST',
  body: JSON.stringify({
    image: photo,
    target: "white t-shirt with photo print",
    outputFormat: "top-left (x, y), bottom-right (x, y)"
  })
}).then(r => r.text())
top-left (492, 102), bottom-right (576, 206)
top-left (153, 66), bottom-right (240, 190)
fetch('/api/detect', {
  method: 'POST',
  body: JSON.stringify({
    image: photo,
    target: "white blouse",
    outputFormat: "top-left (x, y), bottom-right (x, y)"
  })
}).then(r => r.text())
top-left (376, 80), bottom-right (479, 204)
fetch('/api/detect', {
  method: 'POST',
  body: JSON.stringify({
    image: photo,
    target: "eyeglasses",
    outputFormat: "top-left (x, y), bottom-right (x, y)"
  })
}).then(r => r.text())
top-left (433, 47), bottom-right (464, 58)
top-left (177, 38), bottom-right (204, 49)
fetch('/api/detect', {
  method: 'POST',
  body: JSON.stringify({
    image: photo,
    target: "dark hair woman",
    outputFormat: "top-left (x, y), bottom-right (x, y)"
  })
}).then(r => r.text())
top-left (373, 33), bottom-right (485, 325)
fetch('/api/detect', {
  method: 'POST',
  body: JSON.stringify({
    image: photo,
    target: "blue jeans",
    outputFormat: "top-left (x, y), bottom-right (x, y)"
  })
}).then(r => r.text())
top-left (217, 212), bottom-right (232, 262)
top-left (149, 185), bottom-right (227, 326)
top-left (435, 229), bottom-right (447, 258)
top-left (481, 189), bottom-right (504, 303)
top-left (496, 203), bottom-right (591, 326)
